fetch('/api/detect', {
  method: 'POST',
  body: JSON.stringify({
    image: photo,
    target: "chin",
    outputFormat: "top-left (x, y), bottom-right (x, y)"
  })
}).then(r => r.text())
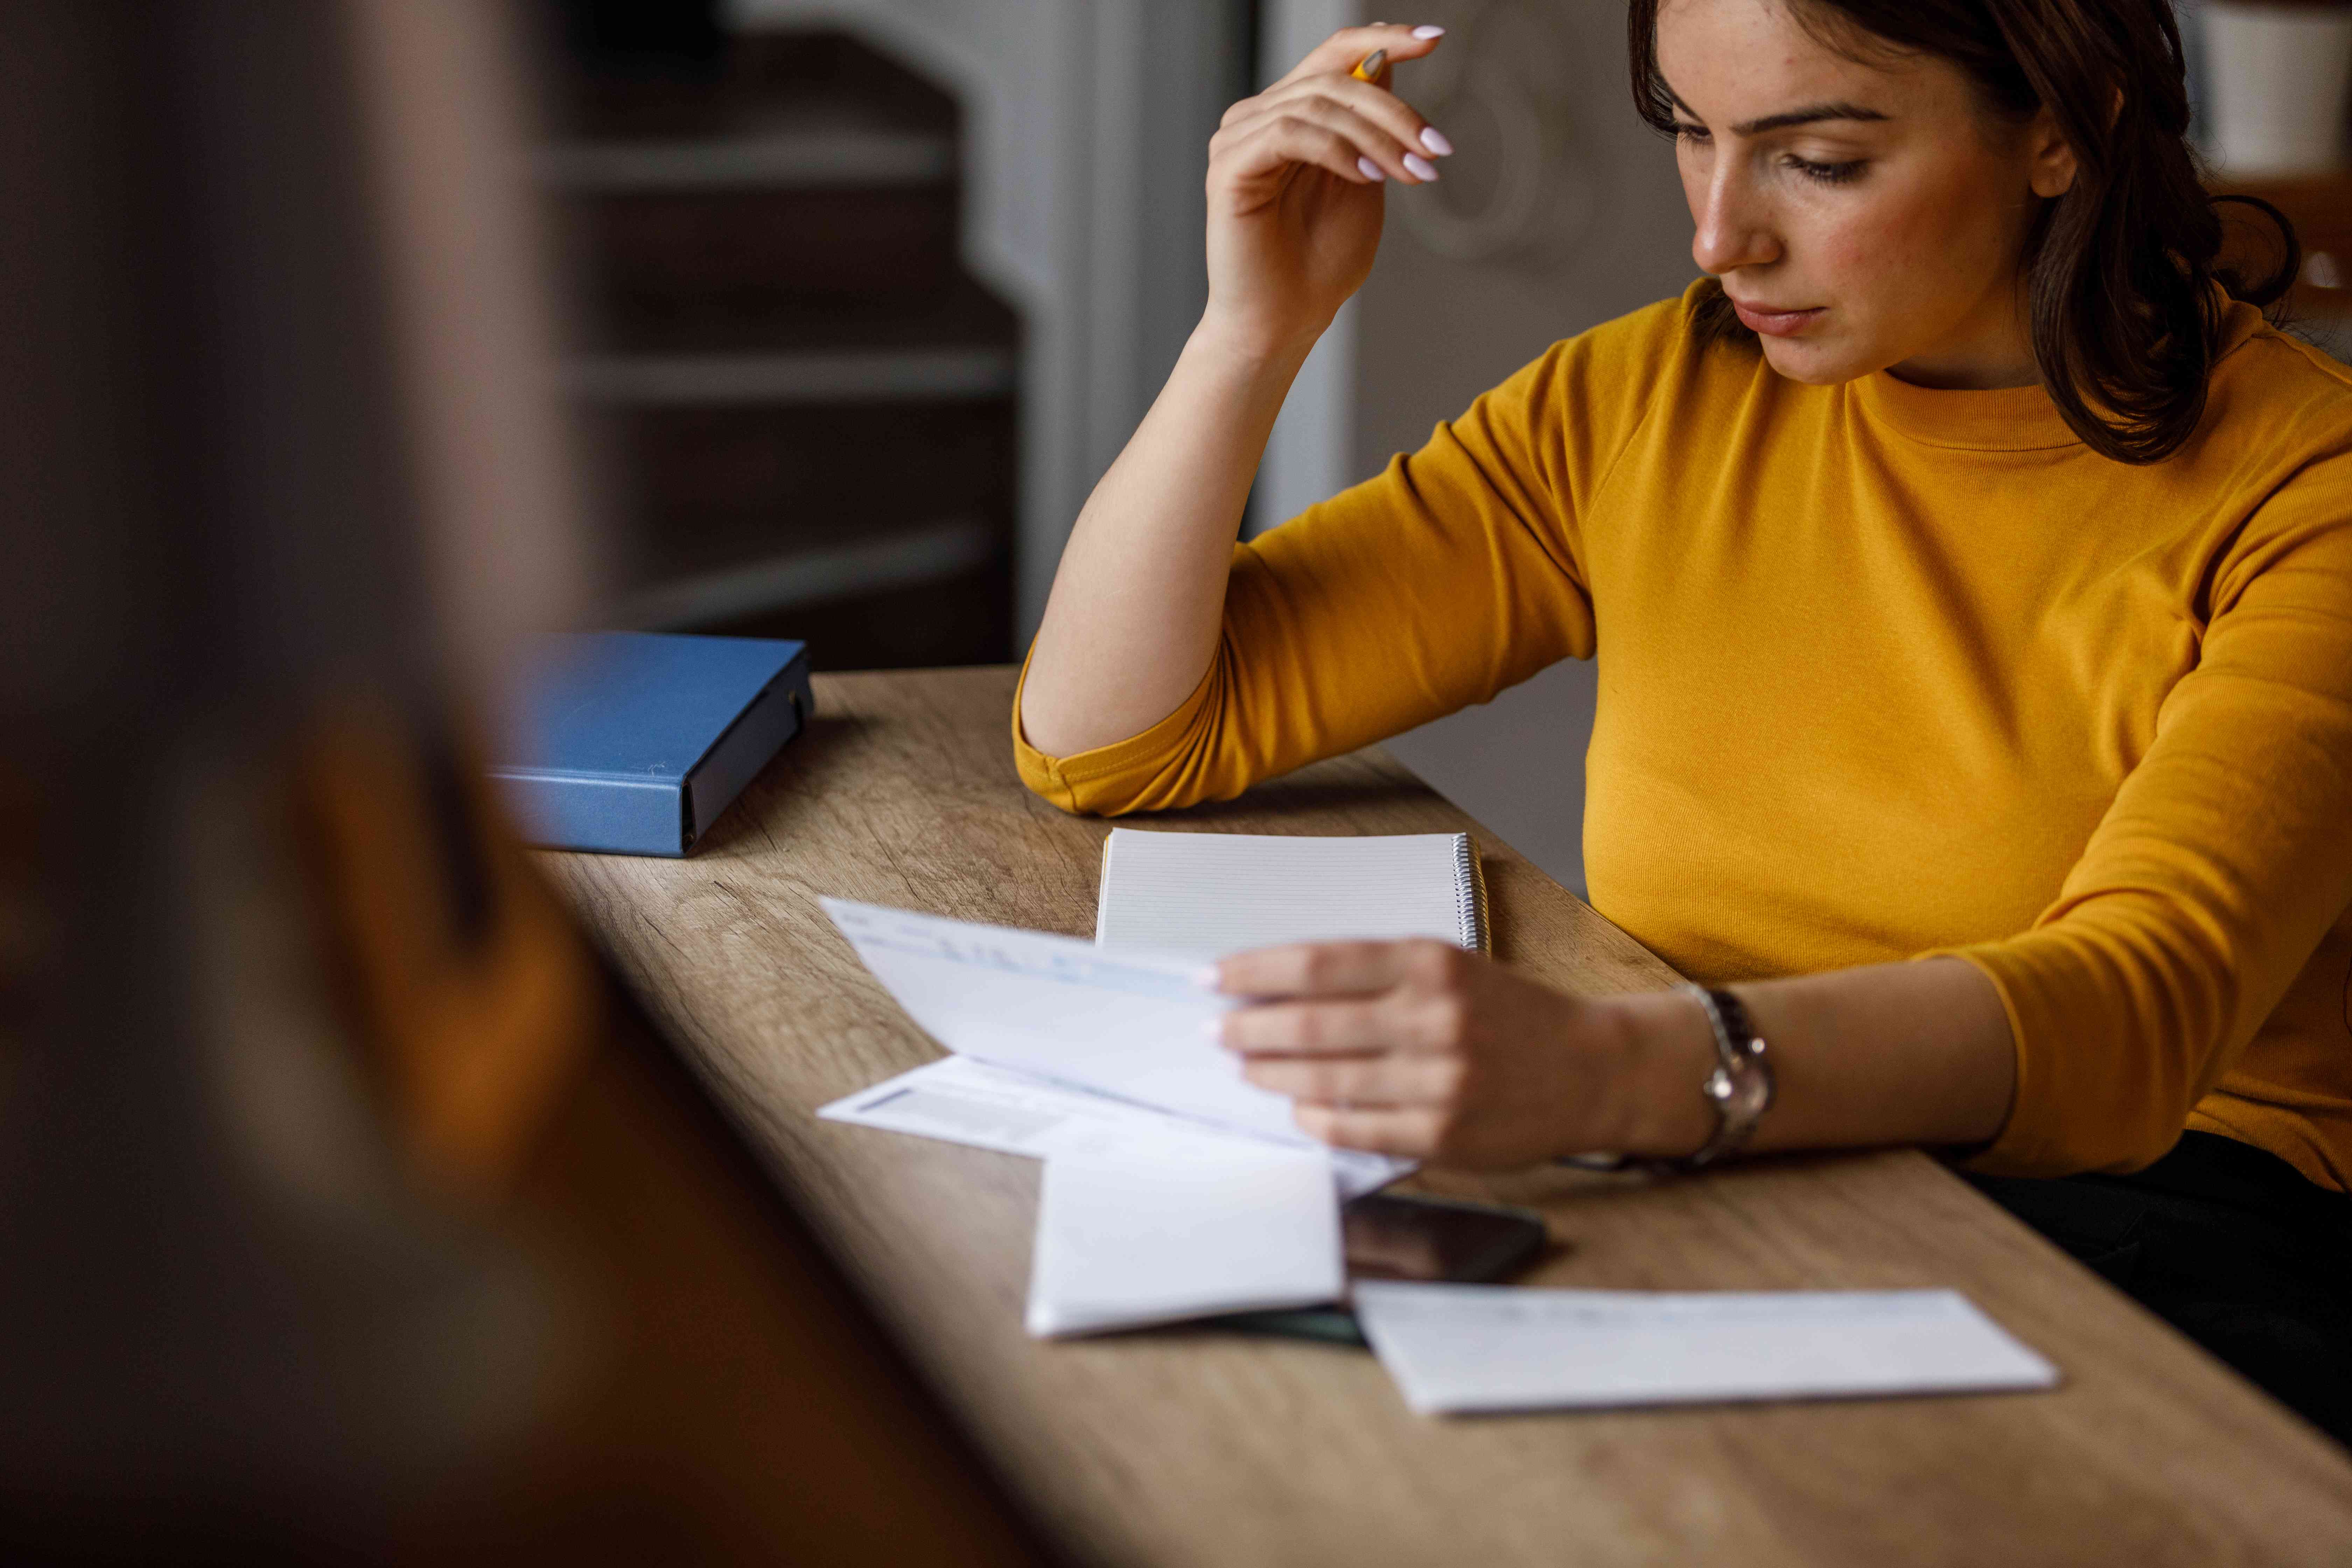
top-left (1758, 336), bottom-right (1874, 387)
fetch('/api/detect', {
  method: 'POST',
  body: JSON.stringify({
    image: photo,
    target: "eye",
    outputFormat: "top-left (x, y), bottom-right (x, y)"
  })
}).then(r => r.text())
top-left (1785, 154), bottom-right (1865, 185)
top-left (1672, 121), bottom-right (1711, 145)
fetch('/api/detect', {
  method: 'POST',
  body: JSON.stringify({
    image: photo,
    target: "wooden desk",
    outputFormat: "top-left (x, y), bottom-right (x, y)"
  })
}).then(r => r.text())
top-left (542, 666), bottom-right (2352, 1567)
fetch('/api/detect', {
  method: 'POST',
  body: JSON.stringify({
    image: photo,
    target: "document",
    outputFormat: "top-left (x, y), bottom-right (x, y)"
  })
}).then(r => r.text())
top-left (1027, 1135), bottom-right (1344, 1338)
top-left (818, 1056), bottom-right (1408, 1199)
top-left (822, 897), bottom-right (1304, 1146)
top-left (822, 896), bottom-right (1398, 1338)
top-left (1351, 1282), bottom-right (2060, 1416)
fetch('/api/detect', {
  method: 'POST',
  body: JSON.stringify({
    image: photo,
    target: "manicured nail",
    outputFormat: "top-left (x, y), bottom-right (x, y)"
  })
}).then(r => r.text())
top-left (1199, 1016), bottom-right (1227, 1042)
top-left (1420, 126), bottom-right (1454, 156)
top-left (1356, 155), bottom-right (1387, 182)
top-left (1412, 24), bottom-right (1446, 38)
top-left (1402, 151), bottom-right (1439, 181)
top-left (1191, 964), bottom-right (1224, 991)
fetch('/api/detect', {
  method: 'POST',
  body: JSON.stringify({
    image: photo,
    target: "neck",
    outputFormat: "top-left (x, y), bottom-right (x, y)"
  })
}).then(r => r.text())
top-left (1886, 350), bottom-right (2040, 391)
top-left (1886, 279), bottom-right (2039, 390)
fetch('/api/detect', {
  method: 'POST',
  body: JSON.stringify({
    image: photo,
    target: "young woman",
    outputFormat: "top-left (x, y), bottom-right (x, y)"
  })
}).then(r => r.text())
top-left (1014, 1), bottom-right (2352, 1437)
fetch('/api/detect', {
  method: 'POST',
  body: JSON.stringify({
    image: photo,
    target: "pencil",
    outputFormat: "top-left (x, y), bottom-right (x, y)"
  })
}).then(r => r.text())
top-left (1350, 48), bottom-right (1387, 83)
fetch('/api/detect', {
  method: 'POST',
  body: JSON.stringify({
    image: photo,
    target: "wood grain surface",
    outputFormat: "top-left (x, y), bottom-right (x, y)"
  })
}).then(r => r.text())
top-left (540, 666), bottom-right (2352, 1567)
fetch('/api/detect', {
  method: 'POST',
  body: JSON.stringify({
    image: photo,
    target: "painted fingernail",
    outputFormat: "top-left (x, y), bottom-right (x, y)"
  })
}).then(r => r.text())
top-left (1402, 151), bottom-right (1439, 181)
top-left (1199, 1016), bottom-right (1228, 1042)
top-left (1412, 24), bottom-right (1446, 38)
top-left (1419, 126), bottom-right (1454, 156)
top-left (1191, 964), bottom-right (1223, 990)
top-left (1356, 155), bottom-right (1387, 182)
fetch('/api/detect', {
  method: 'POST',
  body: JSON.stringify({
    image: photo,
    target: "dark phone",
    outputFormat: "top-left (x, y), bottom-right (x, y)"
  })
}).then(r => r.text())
top-left (1342, 1192), bottom-right (1548, 1283)
top-left (1217, 1193), bottom-right (1549, 1347)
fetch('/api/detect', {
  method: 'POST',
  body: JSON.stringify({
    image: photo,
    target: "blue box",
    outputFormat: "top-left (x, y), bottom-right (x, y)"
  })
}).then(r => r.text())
top-left (490, 631), bottom-right (812, 856)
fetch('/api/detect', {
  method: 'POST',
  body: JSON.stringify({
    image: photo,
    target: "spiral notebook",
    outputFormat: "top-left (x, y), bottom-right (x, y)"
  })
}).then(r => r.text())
top-left (1094, 829), bottom-right (1489, 960)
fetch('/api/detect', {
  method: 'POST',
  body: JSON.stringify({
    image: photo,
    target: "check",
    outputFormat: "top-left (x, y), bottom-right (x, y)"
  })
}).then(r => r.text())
top-left (822, 896), bottom-right (1310, 1146)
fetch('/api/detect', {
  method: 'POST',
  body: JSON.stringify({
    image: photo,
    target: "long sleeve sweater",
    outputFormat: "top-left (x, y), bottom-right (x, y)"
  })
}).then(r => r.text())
top-left (1014, 281), bottom-right (2352, 1190)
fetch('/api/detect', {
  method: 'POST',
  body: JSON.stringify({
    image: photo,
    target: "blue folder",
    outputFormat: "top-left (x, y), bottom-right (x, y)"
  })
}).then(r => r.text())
top-left (490, 631), bottom-right (812, 856)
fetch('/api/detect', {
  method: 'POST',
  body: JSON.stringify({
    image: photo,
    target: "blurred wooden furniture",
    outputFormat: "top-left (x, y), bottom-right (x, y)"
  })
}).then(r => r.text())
top-left (409, 971), bottom-right (1054, 1566)
top-left (2212, 169), bottom-right (2352, 338)
top-left (545, 30), bottom-right (1017, 668)
top-left (540, 665), bottom-right (2352, 1568)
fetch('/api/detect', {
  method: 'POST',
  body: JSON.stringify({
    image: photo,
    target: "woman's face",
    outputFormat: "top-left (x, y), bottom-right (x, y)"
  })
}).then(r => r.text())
top-left (1654, 0), bottom-right (2078, 389)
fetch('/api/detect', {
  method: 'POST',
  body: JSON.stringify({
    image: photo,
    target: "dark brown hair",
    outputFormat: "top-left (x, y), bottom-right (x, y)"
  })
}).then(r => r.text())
top-left (1627, 0), bottom-right (2299, 464)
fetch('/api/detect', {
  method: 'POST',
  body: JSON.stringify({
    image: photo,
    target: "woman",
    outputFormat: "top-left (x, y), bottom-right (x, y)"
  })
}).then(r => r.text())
top-left (1014, 1), bottom-right (2352, 1436)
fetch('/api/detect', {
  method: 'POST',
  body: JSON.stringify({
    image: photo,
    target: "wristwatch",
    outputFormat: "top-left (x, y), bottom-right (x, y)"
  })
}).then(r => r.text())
top-left (1669, 983), bottom-right (1775, 1171)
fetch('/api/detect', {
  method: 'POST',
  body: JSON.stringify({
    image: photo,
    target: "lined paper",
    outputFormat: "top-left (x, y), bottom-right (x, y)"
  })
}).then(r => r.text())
top-left (1095, 830), bottom-right (1481, 959)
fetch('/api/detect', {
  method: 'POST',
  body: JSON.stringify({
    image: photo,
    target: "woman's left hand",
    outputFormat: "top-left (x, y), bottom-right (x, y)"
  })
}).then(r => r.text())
top-left (1212, 939), bottom-right (1644, 1167)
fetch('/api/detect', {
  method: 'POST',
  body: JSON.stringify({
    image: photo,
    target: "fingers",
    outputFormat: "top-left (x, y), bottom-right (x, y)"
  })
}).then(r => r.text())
top-left (1215, 937), bottom-right (1468, 999)
top-left (1221, 78), bottom-right (1448, 183)
top-left (1275, 23), bottom-right (1447, 91)
top-left (1293, 1102), bottom-right (1445, 1157)
top-left (1242, 1051), bottom-right (1465, 1109)
top-left (1212, 111), bottom-right (1390, 188)
top-left (1222, 996), bottom-right (1391, 1052)
top-left (1219, 992), bottom-right (1465, 1055)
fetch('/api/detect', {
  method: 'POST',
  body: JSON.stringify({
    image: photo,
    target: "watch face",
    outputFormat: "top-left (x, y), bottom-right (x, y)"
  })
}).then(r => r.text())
top-left (1722, 1071), bottom-right (1772, 1125)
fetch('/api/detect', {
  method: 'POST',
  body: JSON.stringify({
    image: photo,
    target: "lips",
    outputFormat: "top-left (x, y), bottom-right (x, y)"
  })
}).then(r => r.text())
top-left (1729, 298), bottom-right (1825, 337)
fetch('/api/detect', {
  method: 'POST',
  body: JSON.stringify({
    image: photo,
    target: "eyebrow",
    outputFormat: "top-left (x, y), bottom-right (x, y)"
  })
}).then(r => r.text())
top-left (1665, 88), bottom-right (1891, 137)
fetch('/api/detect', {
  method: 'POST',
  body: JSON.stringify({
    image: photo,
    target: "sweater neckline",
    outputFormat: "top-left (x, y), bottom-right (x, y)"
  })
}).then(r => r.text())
top-left (1847, 294), bottom-right (2267, 453)
top-left (1851, 365), bottom-right (2079, 451)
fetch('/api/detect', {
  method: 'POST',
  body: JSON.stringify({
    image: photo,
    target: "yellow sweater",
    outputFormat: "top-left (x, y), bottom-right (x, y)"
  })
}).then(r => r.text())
top-left (1015, 282), bottom-right (2352, 1190)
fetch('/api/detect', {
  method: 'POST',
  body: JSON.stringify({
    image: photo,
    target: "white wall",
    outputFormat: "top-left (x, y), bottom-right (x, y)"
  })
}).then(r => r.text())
top-left (1249, 0), bottom-right (1360, 536)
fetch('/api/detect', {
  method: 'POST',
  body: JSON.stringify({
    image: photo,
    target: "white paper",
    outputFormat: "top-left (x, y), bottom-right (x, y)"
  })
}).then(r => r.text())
top-left (1096, 829), bottom-right (1477, 958)
top-left (818, 1056), bottom-right (1409, 1199)
top-left (822, 897), bottom-right (1309, 1145)
top-left (1026, 1138), bottom-right (1344, 1338)
top-left (1353, 1283), bottom-right (2059, 1416)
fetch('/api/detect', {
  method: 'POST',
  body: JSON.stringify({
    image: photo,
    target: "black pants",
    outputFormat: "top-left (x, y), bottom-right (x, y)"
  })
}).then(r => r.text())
top-left (1967, 1132), bottom-right (2352, 1447)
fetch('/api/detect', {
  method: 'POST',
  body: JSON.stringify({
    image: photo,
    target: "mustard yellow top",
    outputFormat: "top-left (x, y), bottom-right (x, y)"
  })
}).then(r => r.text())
top-left (1015, 282), bottom-right (2352, 1190)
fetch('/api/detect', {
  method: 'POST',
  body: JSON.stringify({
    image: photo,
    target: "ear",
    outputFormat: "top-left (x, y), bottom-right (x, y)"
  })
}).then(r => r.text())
top-left (2025, 104), bottom-right (2078, 200)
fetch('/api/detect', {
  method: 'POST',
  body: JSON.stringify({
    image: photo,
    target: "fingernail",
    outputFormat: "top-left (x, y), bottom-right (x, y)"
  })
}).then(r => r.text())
top-left (1402, 152), bottom-right (1439, 181)
top-left (1355, 155), bottom-right (1387, 182)
top-left (1198, 1016), bottom-right (1227, 1042)
top-left (1412, 24), bottom-right (1446, 38)
top-left (1419, 126), bottom-right (1454, 157)
top-left (1191, 964), bottom-right (1224, 991)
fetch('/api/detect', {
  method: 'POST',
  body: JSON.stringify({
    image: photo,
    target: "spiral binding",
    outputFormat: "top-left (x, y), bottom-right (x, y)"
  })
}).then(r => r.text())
top-left (1454, 833), bottom-right (1491, 955)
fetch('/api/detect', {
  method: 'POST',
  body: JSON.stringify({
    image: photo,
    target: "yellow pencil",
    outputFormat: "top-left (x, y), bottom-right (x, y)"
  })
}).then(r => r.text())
top-left (1350, 48), bottom-right (1387, 83)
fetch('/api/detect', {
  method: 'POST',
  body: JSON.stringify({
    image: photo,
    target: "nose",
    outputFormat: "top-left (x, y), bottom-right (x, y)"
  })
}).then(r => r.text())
top-left (1689, 160), bottom-right (1779, 277)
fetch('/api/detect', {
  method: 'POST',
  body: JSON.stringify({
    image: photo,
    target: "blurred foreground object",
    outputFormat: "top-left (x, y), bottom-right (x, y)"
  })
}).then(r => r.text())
top-left (0, 1), bottom-right (1050, 1560)
top-left (0, 0), bottom-right (590, 1550)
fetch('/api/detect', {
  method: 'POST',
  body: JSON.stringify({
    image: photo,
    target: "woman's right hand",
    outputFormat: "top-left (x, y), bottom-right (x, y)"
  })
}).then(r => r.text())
top-left (1202, 24), bottom-right (1450, 359)
top-left (1020, 29), bottom-right (1450, 759)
